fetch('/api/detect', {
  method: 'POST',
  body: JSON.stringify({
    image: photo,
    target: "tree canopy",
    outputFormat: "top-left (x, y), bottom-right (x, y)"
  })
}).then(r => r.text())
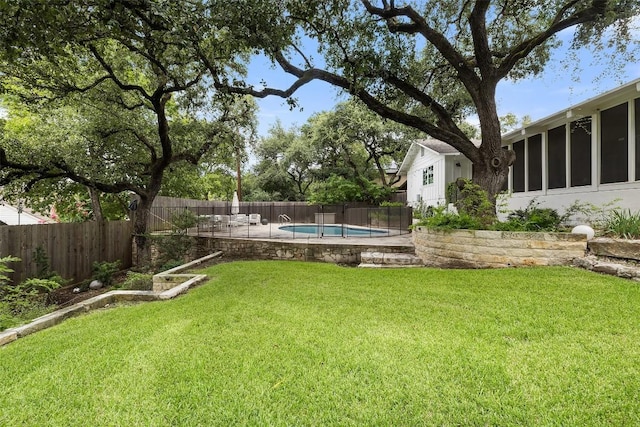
top-left (222, 0), bottom-right (640, 207)
top-left (0, 0), bottom-right (258, 263)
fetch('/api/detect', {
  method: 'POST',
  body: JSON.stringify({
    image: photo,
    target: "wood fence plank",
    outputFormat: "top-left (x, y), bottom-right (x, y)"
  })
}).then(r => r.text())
top-left (0, 221), bottom-right (132, 285)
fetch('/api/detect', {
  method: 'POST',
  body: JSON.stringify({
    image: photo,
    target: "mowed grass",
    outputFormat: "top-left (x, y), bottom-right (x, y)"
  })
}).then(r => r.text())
top-left (1, 261), bottom-right (640, 426)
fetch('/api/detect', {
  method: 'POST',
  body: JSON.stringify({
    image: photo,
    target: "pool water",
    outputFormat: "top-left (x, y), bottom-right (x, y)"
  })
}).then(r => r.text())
top-left (279, 224), bottom-right (388, 236)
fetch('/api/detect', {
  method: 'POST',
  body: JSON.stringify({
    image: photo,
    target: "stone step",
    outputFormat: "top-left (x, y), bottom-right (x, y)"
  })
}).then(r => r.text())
top-left (359, 251), bottom-right (424, 268)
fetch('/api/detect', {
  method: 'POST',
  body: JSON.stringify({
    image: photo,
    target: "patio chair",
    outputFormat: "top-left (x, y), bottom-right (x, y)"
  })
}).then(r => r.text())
top-left (220, 215), bottom-right (239, 227)
top-left (248, 213), bottom-right (261, 225)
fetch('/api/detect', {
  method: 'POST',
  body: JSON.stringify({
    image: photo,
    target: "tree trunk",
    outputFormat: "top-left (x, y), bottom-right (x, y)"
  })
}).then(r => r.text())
top-left (235, 147), bottom-right (243, 201)
top-left (472, 149), bottom-right (513, 206)
top-left (471, 82), bottom-right (516, 208)
top-left (132, 196), bottom-right (151, 267)
top-left (88, 187), bottom-right (104, 222)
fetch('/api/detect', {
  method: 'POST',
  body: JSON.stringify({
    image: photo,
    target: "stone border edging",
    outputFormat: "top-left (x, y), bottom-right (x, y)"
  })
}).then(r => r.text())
top-left (573, 255), bottom-right (640, 281)
top-left (0, 252), bottom-right (223, 347)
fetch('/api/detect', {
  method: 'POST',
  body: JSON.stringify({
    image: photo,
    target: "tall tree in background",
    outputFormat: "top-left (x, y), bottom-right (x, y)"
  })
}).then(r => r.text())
top-left (303, 100), bottom-right (413, 187)
top-left (220, 0), bottom-right (639, 209)
top-left (0, 0), bottom-right (257, 264)
top-left (253, 121), bottom-right (315, 201)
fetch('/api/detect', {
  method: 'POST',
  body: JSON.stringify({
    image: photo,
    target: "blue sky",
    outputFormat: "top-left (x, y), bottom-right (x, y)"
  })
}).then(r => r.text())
top-left (247, 24), bottom-right (640, 138)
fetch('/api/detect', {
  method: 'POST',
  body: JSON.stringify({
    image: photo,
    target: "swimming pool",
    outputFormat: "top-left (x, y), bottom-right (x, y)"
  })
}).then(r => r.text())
top-left (278, 224), bottom-right (388, 236)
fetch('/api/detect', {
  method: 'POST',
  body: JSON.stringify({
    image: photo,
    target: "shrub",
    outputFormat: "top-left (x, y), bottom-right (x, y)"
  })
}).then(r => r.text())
top-left (0, 256), bottom-right (63, 331)
top-left (415, 205), bottom-right (483, 230)
top-left (92, 260), bottom-right (121, 286)
top-left (0, 256), bottom-right (20, 287)
top-left (604, 209), bottom-right (640, 239)
top-left (32, 246), bottom-right (68, 286)
top-left (170, 209), bottom-right (200, 234)
top-left (454, 179), bottom-right (494, 228)
top-left (118, 272), bottom-right (153, 291)
top-left (497, 199), bottom-right (563, 232)
top-left (445, 181), bottom-right (459, 205)
top-left (153, 209), bottom-right (200, 269)
top-left (2, 278), bottom-right (61, 316)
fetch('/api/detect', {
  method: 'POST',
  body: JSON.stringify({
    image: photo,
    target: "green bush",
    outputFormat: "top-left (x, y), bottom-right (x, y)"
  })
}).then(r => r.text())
top-left (170, 209), bottom-right (200, 234)
top-left (415, 205), bottom-right (483, 230)
top-left (92, 260), bottom-right (121, 286)
top-left (0, 256), bottom-right (64, 331)
top-left (497, 199), bottom-right (563, 232)
top-left (454, 179), bottom-right (494, 228)
top-left (118, 272), bottom-right (153, 291)
top-left (2, 278), bottom-right (61, 315)
top-left (445, 181), bottom-right (459, 205)
top-left (0, 255), bottom-right (20, 287)
top-left (604, 209), bottom-right (640, 239)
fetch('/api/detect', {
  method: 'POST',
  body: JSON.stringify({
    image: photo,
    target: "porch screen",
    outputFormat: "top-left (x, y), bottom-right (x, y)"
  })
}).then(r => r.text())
top-left (570, 118), bottom-right (591, 187)
top-left (527, 134), bottom-right (542, 191)
top-left (547, 125), bottom-right (566, 189)
top-left (512, 140), bottom-right (525, 193)
top-left (600, 102), bottom-right (628, 184)
top-left (636, 98), bottom-right (640, 181)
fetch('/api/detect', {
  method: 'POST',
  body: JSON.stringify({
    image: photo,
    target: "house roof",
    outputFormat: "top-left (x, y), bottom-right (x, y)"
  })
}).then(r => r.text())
top-left (0, 204), bottom-right (53, 225)
top-left (502, 78), bottom-right (640, 143)
top-left (397, 138), bottom-right (479, 175)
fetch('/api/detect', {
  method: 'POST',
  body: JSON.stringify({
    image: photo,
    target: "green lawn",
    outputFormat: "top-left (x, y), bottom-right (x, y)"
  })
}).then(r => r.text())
top-left (1, 261), bottom-right (639, 426)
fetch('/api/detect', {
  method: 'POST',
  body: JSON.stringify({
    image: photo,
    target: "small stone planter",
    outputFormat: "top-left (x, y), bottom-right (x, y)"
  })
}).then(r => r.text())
top-left (413, 227), bottom-right (587, 268)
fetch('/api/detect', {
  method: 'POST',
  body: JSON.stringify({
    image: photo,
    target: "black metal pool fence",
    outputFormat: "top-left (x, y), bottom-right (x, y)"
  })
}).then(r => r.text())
top-left (148, 202), bottom-right (413, 239)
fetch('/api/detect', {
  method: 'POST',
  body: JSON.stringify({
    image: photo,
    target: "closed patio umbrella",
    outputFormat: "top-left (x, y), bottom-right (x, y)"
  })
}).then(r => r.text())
top-left (231, 191), bottom-right (239, 215)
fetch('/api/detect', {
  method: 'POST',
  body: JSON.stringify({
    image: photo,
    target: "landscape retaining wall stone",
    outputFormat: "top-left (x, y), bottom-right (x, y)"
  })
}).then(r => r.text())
top-left (184, 236), bottom-right (413, 264)
top-left (413, 227), bottom-right (587, 268)
top-left (588, 238), bottom-right (640, 262)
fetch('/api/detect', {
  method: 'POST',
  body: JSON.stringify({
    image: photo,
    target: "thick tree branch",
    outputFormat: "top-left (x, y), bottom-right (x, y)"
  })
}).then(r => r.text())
top-left (468, 1), bottom-right (493, 77)
top-left (217, 52), bottom-right (480, 163)
top-left (88, 45), bottom-right (153, 100)
top-left (497, 0), bottom-right (608, 77)
top-left (359, 0), bottom-right (478, 86)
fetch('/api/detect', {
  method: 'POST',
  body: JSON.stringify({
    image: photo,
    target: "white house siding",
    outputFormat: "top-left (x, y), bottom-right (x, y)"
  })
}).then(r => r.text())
top-left (502, 79), bottom-right (640, 218)
top-left (406, 153), bottom-right (473, 207)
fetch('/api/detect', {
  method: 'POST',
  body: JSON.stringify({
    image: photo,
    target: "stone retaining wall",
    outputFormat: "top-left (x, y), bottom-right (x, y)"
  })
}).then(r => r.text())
top-left (587, 238), bottom-right (640, 262)
top-left (188, 237), bottom-right (414, 264)
top-left (413, 227), bottom-right (587, 268)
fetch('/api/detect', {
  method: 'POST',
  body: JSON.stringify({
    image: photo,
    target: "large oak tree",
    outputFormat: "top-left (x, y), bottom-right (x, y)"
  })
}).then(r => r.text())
top-left (0, 0), bottom-right (256, 264)
top-left (219, 0), bottom-right (639, 208)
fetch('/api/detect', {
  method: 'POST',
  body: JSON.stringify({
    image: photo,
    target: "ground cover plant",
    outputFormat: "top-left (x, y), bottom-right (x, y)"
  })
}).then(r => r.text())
top-left (1, 261), bottom-right (639, 425)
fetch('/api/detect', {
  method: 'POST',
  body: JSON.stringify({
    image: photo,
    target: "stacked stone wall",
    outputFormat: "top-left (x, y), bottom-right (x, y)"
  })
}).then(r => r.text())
top-left (413, 227), bottom-right (587, 268)
top-left (193, 237), bottom-right (412, 264)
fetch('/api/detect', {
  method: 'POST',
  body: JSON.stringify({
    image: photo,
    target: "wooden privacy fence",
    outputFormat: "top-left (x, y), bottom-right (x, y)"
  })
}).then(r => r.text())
top-left (0, 221), bottom-right (133, 285)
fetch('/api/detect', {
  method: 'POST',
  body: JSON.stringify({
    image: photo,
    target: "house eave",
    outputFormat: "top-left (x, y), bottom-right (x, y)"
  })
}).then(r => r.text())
top-left (502, 77), bottom-right (640, 144)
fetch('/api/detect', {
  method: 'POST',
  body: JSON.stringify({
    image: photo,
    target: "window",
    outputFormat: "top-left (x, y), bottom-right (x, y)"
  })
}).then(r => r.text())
top-left (635, 98), bottom-right (640, 181)
top-left (527, 134), bottom-right (542, 191)
top-left (600, 102), bottom-right (628, 184)
top-left (570, 118), bottom-right (592, 187)
top-left (547, 125), bottom-right (566, 189)
top-left (512, 140), bottom-right (525, 192)
top-left (423, 165), bottom-right (434, 185)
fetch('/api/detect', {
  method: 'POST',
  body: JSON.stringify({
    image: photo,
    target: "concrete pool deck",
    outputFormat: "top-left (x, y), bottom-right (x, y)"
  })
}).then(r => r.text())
top-left (177, 223), bottom-right (417, 265)
top-left (190, 222), bottom-right (412, 246)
